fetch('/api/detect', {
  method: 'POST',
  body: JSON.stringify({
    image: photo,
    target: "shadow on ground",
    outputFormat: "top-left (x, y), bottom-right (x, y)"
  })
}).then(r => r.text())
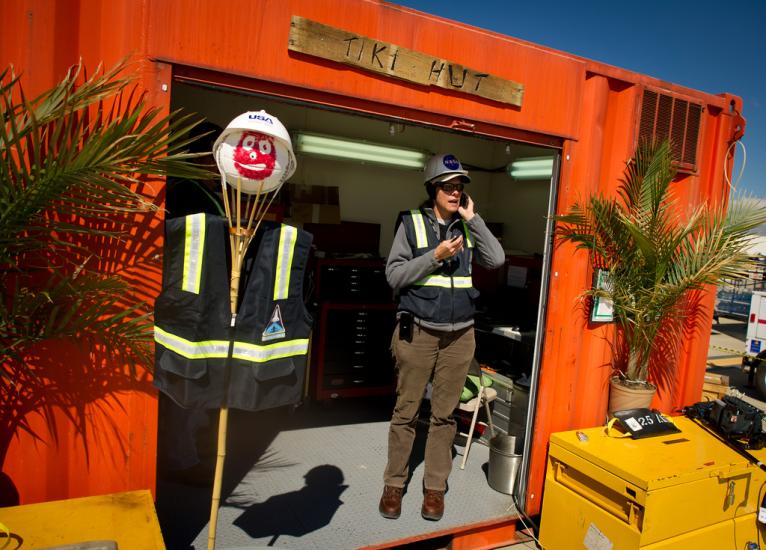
top-left (155, 396), bottom-right (396, 549)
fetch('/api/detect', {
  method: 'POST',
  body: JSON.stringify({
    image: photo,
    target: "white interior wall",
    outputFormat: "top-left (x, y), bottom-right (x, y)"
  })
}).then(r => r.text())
top-left (486, 174), bottom-right (551, 254)
top-left (172, 84), bottom-right (552, 256)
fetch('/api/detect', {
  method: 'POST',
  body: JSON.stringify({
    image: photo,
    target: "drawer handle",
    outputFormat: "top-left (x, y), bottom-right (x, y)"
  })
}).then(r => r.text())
top-left (553, 460), bottom-right (642, 527)
top-left (353, 379), bottom-right (365, 384)
top-left (352, 365), bottom-right (366, 369)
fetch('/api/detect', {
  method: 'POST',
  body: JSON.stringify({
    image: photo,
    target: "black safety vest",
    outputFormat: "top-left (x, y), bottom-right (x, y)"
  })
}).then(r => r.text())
top-left (396, 209), bottom-right (478, 324)
top-left (153, 213), bottom-right (313, 411)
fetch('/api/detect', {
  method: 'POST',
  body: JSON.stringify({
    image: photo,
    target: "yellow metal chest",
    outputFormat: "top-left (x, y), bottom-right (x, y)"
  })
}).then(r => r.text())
top-left (539, 416), bottom-right (766, 549)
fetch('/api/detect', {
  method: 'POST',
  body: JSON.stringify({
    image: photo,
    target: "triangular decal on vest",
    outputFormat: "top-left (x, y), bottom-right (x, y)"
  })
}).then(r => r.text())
top-left (262, 304), bottom-right (287, 341)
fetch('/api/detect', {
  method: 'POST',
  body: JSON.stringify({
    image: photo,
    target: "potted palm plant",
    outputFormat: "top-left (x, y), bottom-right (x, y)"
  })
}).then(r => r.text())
top-left (556, 140), bottom-right (766, 413)
top-left (0, 59), bottom-right (211, 502)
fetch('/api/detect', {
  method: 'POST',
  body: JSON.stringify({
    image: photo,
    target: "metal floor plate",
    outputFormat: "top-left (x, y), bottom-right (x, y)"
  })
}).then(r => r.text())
top-left (156, 398), bottom-right (517, 549)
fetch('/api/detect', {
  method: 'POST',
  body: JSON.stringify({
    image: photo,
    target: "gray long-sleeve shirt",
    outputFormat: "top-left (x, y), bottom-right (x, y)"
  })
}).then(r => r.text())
top-left (385, 207), bottom-right (505, 331)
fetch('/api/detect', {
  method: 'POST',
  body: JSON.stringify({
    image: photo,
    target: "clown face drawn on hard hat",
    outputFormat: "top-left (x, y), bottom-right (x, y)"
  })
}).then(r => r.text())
top-left (213, 111), bottom-right (296, 195)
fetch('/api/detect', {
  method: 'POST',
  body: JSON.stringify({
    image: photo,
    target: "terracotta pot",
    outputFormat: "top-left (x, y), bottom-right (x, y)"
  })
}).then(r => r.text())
top-left (608, 376), bottom-right (656, 415)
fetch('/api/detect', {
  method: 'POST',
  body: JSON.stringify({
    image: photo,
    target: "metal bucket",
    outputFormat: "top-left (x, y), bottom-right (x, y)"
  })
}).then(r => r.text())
top-left (487, 434), bottom-right (522, 494)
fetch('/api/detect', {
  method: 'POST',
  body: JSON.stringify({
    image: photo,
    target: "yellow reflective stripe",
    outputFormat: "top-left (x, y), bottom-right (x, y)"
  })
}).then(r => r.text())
top-left (410, 210), bottom-right (429, 249)
top-left (233, 338), bottom-right (310, 362)
top-left (182, 213), bottom-right (205, 294)
top-left (154, 326), bottom-right (309, 363)
top-left (155, 325), bottom-right (229, 358)
top-left (462, 221), bottom-right (474, 248)
top-left (414, 275), bottom-right (473, 288)
top-left (452, 276), bottom-right (473, 288)
top-left (274, 225), bottom-right (297, 301)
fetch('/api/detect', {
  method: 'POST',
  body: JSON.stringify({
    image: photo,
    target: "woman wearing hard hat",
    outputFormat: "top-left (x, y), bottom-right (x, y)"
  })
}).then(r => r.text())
top-left (380, 153), bottom-right (505, 521)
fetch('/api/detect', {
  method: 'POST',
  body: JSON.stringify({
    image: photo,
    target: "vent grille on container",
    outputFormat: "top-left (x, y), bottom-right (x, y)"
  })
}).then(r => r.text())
top-left (638, 89), bottom-right (702, 172)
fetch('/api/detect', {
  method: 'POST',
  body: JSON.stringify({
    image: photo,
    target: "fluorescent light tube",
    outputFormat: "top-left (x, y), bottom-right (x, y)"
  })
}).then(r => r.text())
top-left (293, 131), bottom-right (426, 169)
top-left (508, 156), bottom-right (554, 180)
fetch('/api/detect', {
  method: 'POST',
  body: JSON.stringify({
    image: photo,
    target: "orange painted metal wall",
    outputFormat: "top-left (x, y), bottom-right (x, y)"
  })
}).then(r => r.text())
top-left (0, 0), bottom-right (168, 505)
top-left (1, 0), bottom-right (742, 519)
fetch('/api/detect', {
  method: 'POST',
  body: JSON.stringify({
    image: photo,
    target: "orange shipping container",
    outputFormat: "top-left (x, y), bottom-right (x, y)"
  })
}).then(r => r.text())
top-left (0, 0), bottom-right (741, 539)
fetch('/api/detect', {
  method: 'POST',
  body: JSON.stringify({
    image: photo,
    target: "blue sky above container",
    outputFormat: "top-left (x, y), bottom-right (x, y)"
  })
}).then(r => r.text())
top-left (394, 0), bottom-right (765, 198)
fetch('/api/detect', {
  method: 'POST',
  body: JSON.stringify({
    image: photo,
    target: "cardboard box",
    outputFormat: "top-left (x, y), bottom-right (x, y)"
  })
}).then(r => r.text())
top-left (288, 184), bottom-right (341, 224)
top-left (702, 382), bottom-right (729, 401)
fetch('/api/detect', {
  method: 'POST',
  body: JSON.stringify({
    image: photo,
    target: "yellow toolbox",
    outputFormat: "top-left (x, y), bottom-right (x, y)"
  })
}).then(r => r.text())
top-left (539, 416), bottom-right (766, 549)
top-left (0, 490), bottom-right (165, 549)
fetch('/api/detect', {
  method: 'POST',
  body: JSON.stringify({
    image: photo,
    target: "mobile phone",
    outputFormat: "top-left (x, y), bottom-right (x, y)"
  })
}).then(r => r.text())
top-left (399, 311), bottom-right (413, 342)
top-left (459, 193), bottom-right (468, 208)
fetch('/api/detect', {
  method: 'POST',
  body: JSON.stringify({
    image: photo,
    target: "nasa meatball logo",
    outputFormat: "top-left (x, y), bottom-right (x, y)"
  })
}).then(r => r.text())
top-left (442, 155), bottom-right (460, 171)
top-left (233, 131), bottom-right (276, 180)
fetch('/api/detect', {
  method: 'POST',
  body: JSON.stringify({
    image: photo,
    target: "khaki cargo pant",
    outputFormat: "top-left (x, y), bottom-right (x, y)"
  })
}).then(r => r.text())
top-left (383, 322), bottom-right (475, 492)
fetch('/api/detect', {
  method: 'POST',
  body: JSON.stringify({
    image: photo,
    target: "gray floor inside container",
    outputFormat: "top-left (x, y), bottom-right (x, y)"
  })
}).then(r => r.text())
top-left (156, 398), bottom-right (517, 549)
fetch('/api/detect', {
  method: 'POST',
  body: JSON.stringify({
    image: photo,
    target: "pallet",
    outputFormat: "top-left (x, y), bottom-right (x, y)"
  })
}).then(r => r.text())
top-left (701, 383), bottom-right (729, 401)
top-left (701, 372), bottom-right (731, 401)
top-left (704, 372), bottom-right (730, 385)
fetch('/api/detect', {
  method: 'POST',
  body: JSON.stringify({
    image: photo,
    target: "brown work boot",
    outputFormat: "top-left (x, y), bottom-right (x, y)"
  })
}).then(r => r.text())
top-left (379, 485), bottom-right (404, 519)
top-left (421, 489), bottom-right (445, 521)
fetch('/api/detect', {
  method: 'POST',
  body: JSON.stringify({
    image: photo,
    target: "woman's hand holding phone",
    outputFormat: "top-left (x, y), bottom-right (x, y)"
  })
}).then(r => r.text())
top-left (434, 234), bottom-right (464, 261)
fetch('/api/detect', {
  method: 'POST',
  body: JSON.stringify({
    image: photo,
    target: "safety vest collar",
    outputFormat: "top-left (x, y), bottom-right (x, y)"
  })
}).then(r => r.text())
top-left (408, 209), bottom-right (474, 249)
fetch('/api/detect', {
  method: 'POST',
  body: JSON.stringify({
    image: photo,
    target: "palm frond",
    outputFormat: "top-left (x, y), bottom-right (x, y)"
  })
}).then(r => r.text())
top-left (0, 58), bottom-right (213, 267)
top-left (0, 57), bottom-right (214, 403)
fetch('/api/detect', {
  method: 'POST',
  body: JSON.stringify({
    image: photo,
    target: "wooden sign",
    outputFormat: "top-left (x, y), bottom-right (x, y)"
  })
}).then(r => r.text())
top-left (288, 16), bottom-right (524, 107)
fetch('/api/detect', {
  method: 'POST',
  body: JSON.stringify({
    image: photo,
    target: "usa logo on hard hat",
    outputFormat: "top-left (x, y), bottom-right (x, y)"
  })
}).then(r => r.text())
top-left (443, 155), bottom-right (460, 170)
top-left (248, 113), bottom-right (273, 124)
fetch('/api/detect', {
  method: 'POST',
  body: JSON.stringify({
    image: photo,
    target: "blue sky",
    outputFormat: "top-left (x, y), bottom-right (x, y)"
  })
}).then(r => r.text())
top-left (394, 0), bottom-right (766, 198)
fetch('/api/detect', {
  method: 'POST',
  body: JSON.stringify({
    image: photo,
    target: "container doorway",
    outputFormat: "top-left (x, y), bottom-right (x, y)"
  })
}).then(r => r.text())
top-left (156, 77), bottom-right (559, 548)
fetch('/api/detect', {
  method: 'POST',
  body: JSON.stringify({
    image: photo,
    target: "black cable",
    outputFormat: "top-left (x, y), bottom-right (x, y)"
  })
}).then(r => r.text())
top-left (512, 492), bottom-right (543, 548)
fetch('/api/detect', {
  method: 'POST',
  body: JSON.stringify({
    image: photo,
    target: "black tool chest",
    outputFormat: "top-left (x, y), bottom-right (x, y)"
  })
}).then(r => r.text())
top-left (311, 258), bottom-right (396, 399)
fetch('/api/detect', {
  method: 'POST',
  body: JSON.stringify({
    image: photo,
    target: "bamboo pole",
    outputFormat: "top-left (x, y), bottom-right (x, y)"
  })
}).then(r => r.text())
top-left (208, 178), bottom-right (268, 550)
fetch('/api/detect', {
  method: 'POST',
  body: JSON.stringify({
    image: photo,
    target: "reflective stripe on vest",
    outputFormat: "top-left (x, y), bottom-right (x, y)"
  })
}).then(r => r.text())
top-left (274, 224), bottom-right (297, 301)
top-left (182, 213), bottom-right (206, 294)
top-left (414, 275), bottom-right (473, 288)
top-left (462, 221), bottom-right (474, 248)
top-left (410, 210), bottom-right (429, 249)
top-left (155, 325), bottom-right (309, 363)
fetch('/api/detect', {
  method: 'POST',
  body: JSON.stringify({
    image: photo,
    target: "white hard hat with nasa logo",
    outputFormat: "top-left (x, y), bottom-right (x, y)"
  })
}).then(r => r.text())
top-left (423, 153), bottom-right (471, 185)
top-left (213, 111), bottom-right (296, 195)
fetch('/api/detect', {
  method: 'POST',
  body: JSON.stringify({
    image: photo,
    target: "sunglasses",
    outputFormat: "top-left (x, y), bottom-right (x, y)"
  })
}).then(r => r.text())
top-left (437, 182), bottom-right (464, 193)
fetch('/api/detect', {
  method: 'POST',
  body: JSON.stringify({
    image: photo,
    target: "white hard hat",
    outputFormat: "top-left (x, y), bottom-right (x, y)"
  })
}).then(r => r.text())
top-left (424, 153), bottom-right (470, 184)
top-left (213, 111), bottom-right (296, 195)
